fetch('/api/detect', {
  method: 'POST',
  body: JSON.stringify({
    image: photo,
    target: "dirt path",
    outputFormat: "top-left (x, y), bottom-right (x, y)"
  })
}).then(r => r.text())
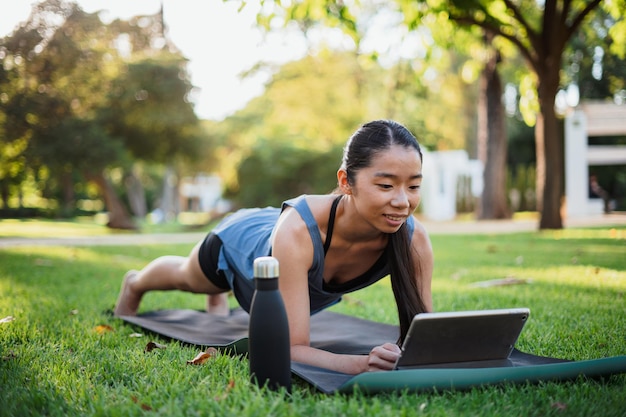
top-left (1, 214), bottom-right (624, 248)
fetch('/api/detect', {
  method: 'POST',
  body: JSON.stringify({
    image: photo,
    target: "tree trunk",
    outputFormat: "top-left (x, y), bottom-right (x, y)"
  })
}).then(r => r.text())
top-left (159, 165), bottom-right (179, 222)
top-left (477, 35), bottom-right (510, 220)
top-left (87, 171), bottom-right (137, 230)
top-left (59, 170), bottom-right (75, 218)
top-left (125, 167), bottom-right (147, 218)
top-left (536, 63), bottom-right (564, 229)
top-left (0, 181), bottom-right (9, 209)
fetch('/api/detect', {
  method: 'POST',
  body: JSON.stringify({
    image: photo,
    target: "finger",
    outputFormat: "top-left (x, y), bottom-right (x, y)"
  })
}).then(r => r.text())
top-left (368, 345), bottom-right (401, 371)
top-left (381, 342), bottom-right (401, 354)
top-left (373, 344), bottom-right (401, 362)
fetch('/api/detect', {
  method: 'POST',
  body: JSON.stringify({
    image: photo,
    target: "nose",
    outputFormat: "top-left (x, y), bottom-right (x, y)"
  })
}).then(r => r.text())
top-left (391, 189), bottom-right (410, 208)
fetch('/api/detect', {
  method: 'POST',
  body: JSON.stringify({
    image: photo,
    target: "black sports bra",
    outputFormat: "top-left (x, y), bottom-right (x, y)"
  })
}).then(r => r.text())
top-left (321, 194), bottom-right (388, 293)
top-left (323, 195), bottom-right (343, 255)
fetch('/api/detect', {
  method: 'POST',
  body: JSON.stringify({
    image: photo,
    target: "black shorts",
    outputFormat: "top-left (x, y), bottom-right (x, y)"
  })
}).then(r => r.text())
top-left (198, 233), bottom-right (231, 290)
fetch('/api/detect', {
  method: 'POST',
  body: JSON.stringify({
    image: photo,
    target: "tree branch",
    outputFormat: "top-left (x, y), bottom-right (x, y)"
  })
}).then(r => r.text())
top-left (501, 0), bottom-right (543, 65)
top-left (453, 15), bottom-right (539, 73)
top-left (562, 0), bottom-right (573, 24)
top-left (565, 0), bottom-right (602, 40)
top-left (502, 0), bottom-right (539, 44)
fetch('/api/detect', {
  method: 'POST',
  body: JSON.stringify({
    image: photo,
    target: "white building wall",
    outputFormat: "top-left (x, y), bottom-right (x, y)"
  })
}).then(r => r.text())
top-left (421, 150), bottom-right (483, 221)
top-left (565, 103), bottom-right (626, 217)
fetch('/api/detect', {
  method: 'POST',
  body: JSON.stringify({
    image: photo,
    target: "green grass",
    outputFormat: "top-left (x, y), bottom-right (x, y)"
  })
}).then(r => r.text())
top-left (0, 224), bottom-right (625, 416)
top-left (0, 215), bottom-right (219, 238)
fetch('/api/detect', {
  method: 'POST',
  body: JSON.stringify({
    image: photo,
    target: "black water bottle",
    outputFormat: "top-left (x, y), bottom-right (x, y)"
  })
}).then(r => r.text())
top-left (248, 256), bottom-right (291, 392)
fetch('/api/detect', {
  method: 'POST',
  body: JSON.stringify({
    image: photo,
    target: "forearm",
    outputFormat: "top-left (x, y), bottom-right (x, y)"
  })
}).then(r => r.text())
top-left (291, 345), bottom-right (368, 375)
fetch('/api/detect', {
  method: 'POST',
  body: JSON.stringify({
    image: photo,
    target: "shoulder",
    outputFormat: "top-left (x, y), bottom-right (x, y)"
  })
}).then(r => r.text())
top-left (273, 194), bottom-right (339, 252)
top-left (280, 194), bottom-right (340, 225)
top-left (408, 216), bottom-right (432, 252)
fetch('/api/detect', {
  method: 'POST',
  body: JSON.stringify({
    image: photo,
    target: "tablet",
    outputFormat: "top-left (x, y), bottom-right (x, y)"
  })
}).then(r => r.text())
top-left (395, 308), bottom-right (530, 369)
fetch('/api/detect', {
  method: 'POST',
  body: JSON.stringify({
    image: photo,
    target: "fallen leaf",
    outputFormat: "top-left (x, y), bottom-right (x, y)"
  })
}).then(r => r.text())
top-left (69, 309), bottom-right (79, 315)
top-left (144, 341), bottom-right (167, 352)
top-left (186, 347), bottom-right (218, 365)
top-left (551, 402), bottom-right (568, 411)
top-left (2, 351), bottom-right (17, 361)
top-left (1, 316), bottom-right (15, 324)
top-left (129, 333), bottom-right (143, 338)
top-left (94, 324), bottom-right (114, 334)
top-left (131, 395), bottom-right (153, 411)
top-left (34, 258), bottom-right (53, 266)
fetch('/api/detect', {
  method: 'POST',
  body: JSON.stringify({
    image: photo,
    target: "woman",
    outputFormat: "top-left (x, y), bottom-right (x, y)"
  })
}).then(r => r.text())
top-left (114, 119), bottom-right (433, 374)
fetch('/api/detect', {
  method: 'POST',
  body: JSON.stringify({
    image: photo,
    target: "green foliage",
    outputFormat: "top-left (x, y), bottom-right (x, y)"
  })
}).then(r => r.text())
top-left (235, 138), bottom-right (342, 207)
top-left (0, 226), bottom-right (625, 415)
top-left (257, 0), bottom-right (359, 43)
top-left (604, 0), bottom-right (626, 58)
top-left (100, 56), bottom-right (202, 164)
top-left (565, 8), bottom-right (626, 101)
top-left (249, 51), bottom-right (366, 151)
top-left (3, 0), bottom-right (625, 224)
top-left (224, 47), bottom-right (474, 207)
top-left (220, 50), bottom-right (366, 205)
top-left (0, 0), bottom-right (207, 221)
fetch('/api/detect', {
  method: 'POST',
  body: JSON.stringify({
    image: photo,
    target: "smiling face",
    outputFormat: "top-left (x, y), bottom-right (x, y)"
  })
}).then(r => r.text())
top-left (339, 144), bottom-right (422, 234)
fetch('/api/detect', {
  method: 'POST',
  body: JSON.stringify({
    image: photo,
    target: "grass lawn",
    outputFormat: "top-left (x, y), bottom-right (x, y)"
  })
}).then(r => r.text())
top-left (0, 222), bottom-right (625, 416)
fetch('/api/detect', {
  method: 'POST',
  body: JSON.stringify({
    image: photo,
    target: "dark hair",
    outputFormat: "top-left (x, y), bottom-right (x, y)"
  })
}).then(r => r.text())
top-left (341, 120), bottom-right (428, 344)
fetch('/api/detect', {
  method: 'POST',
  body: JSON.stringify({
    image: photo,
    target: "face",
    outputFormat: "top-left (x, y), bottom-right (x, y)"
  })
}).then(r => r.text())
top-left (339, 144), bottom-right (423, 234)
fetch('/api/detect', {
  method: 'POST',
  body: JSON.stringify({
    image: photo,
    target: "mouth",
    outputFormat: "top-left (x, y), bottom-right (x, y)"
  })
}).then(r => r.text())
top-left (384, 214), bottom-right (406, 222)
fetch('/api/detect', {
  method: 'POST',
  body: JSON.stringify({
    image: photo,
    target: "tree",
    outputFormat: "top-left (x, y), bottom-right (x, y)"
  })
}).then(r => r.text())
top-left (101, 57), bottom-right (205, 163)
top-left (0, 0), bottom-right (138, 226)
top-left (219, 50), bottom-right (369, 204)
top-left (99, 55), bottom-right (204, 220)
top-left (400, 0), bottom-right (626, 229)
top-left (219, 39), bottom-right (477, 207)
top-left (563, 8), bottom-right (626, 101)
top-left (0, 0), bottom-right (51, 211)
top-left (404, 10), bottom-right (513, 218)
top-left (253, 0), bottom-right (503, 219)
top-left (0, 0), bottom-right (205, 227)
top-left (476, 31), bottom-right (510, 219)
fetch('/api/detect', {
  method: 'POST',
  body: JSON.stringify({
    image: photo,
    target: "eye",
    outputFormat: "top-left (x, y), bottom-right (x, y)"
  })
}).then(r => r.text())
top-left (377, 184), bottom-right (393, 189)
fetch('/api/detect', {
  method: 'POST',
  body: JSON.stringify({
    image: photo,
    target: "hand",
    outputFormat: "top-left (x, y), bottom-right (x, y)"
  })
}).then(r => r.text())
top-left (366, 343), bottom-right (401, 372)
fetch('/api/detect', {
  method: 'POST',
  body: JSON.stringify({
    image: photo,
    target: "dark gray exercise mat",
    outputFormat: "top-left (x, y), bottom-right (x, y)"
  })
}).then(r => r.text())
top-left (120, 308), bottom-right (397, 354)
top-left (119, 308), bottom-right (626, 394)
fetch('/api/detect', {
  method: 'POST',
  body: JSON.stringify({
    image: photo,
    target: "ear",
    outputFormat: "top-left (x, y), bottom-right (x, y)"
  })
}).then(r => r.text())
top-left (337, 169), bottom-right (352, 194)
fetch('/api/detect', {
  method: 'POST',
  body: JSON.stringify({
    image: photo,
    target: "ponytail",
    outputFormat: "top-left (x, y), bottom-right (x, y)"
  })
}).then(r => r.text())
top-left (388, 222), bottom-right (427, 344)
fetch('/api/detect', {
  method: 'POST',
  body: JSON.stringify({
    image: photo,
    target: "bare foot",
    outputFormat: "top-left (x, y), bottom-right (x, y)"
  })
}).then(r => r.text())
top-left (114, 270), bottom-right (142, 317)
top-left (206, 293), bottom-right (230, 317)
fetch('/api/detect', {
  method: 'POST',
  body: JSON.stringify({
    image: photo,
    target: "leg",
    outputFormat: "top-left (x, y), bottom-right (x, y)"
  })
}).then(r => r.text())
top-left (114, 241), bottom-right (227, 316)
top-left (206, 292), bottom-right (230, 316)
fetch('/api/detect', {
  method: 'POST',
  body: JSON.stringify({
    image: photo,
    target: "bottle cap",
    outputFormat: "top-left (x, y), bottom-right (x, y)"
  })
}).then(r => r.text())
top-left (253, 256), bottom-right (279, 278)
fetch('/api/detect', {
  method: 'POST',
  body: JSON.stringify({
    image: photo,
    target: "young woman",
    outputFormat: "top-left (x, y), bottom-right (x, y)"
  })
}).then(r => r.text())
top-left (114, 119), bottom-right (433, 375)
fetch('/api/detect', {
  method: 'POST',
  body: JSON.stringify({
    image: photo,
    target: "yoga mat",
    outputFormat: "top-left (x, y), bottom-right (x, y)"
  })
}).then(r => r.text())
top-left (119, 308), bottom-right (626, 394)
